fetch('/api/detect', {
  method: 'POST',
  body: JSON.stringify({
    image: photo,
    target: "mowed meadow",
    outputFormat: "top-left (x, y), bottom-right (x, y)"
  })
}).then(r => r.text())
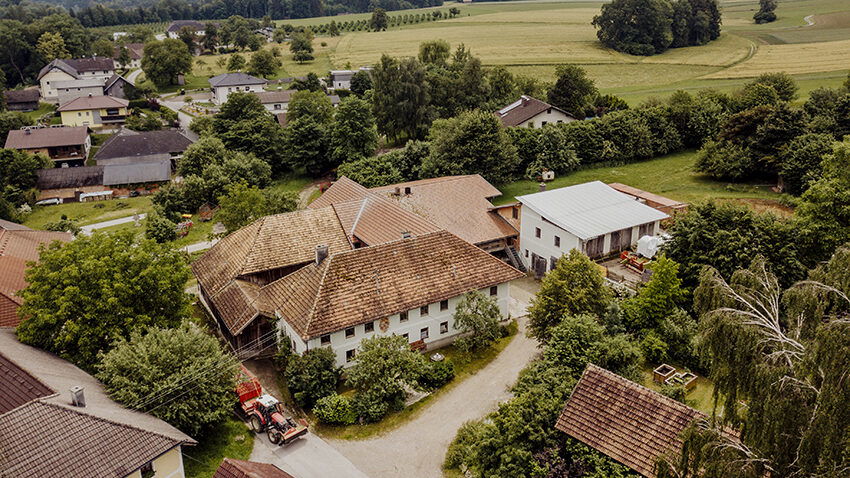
top-left (272, 0), bottom-right (850, 103)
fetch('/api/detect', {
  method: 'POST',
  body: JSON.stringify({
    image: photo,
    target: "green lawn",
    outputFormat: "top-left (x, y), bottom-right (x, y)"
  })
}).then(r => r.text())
top-left (495, 150), bottom-right (780, 206)
top-left (23, 196), bottom-right (154, 229)
top-left (183, 418), bottom-right (254, 478)
top-left (640, 364), bottom-right (717, 415)
top-left (23, 102), bottom-right (56, 123)
top-left (313, 320), bottom-right (518, 440)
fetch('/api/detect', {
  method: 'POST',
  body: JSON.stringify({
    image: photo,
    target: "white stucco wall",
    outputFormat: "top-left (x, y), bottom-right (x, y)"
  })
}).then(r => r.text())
top-left (279, 283), bottom-right (512, 367)
top-left (212, 84), bottom-right (265, 105)
top-left (262, 102), bottom-right (288, 113)
top-left (58, 85), bottom-right (104, 105)
top-left (517, 109), bottom-right (576, 128)
top-left (40, 70), bottom-right (76, 100)
top-left (123, 445), bottom-right (186, 478)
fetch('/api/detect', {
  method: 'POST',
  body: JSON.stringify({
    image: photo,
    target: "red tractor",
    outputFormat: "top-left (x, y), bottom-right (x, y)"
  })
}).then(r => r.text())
top-left (236, 366), bottom-right (308, 445)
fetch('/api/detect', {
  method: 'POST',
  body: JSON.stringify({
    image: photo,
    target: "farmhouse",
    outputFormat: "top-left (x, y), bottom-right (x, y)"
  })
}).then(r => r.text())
top-left (55, 74), bottom-right (134, 104)
top-left (213, 458), bottom-right (297, 478)
top-left (0, 222), bottom-right (71, 327)
top-left (0, 330), bottom-right (196, 478)
top-left (193, 194), bottom-right (522, 365)
top-left (209, 73), bottom-right (267, 105)
top-left (556, 364), bottom-right (736, 476)
top-left (4, 88), bottom-right (40, 111)
top-left (516, 181), bottom-right (668, 271)
top-left (57, 95), bottom-right (129, 127)
top-left (114, 43), bottom-right (145, 69)
top-left (94, 129), bottom-right (194, 170)
top-left (5, 126), bottom-right (91, 166)
top-left (37, 57), bottom-right (116, 101)
top-left (166, 20), bottom-right (206, 39)
top-left (497, 95), bottom-right (577, 128)
top-left (312, 175), bottom-right (522, 264)
top-left (254, 90), bottom-right (340, 113)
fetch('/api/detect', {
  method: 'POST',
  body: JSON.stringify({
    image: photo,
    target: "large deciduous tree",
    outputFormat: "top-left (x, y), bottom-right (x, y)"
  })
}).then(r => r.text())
top-left (211, 92), bottom-right (286, 172)
top-left (371, 54), bottom-right (431, 142)
top-left (97, 321), bottom-right (238, 437)
top-left (248, 49), bottom-right (282, 78)
top-left (329, 96), bottom-right (378, 165)
top-left (16, 231), bottom-right (191, 367)
top-left (141, 39), bottom-right (193, 88)
top-left (547, 64), bottom-right (598, 117)
top-left (452, 291), bottom-right (504, 352)
top-left (285, 347), bottom-right (341, 409)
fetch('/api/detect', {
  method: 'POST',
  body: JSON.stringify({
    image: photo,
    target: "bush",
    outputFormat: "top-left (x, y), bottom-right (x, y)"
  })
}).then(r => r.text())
top-left (639, 330), bottom-right (668, 363)
top-left (313, 394), bottom-right (356, 425)
top-left (44, 217), bottom-right (80, 235)
top-left (285, 347), bottom-right (340, 409)
top-left (352, 389), bottom-right (393, 423)
top-left (145, 210), bottom-right (177, 243)
top-left (417, 359), bottom-right (455, 390)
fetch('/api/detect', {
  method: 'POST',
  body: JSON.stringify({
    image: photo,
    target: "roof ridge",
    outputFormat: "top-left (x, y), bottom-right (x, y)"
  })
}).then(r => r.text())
top-left (585, 364), bottom-right (705, 416)
top-left (348, 197), bottom-right (369, 240)
top-left (236, 216), bottom-right (268, 278)
top-left (303, 257), bottom-right (333, 338)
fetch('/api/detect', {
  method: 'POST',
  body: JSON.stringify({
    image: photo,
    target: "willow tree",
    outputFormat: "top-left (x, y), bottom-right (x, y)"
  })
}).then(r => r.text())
top-left (660, 252), bottom-right (850, 477)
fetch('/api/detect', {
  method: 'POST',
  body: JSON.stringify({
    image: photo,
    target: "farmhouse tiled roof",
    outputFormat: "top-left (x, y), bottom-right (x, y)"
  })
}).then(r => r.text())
top-left (496, 95), bottom-right (574, 127)
top-left (0, 219), bottom-right (30, 231)
top-left (209, 72), bottom-right (268, 88)
top-left (37, 57), bottom-right (115, 80)
top-left (308, 176), bottom-right (370, 209)
top-left (214, 458), bottom-right (297, 478)
top-left (114, 43), bottom-right (145, 61)
top-left (556, 364), bottom-right (714, 476)
top-left (4, 88), bottom-right (39, 104)
top-left (57, 95), bottom-right (128, 112)
top-left (0, 352), bottom-right (53, 413)
top-left (331, 197), bottom-right (442, 246)
top-left (0, 401), bottom-right (182, 478)
top-left (260, 230), bottom-right (524, 339)
top-left (5, 126), bottom-right (89, 150)
top-left (94, 129), bottom-right (193, 161)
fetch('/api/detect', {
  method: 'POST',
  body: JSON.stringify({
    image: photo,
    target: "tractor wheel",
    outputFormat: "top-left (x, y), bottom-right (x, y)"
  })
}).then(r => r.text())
top-left (267, 428), bottom-right (281, 445)
top-left (250, 416), bottom-right (263, 433)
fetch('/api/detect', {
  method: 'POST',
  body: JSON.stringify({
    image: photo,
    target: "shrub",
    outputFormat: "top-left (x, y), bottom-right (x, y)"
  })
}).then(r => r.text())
top-left (639, 330), bottom-right (668, 363)
top-left (313, 394), bottom-right (356, 425)
top-left (285, 347), bottom-right (340, 409)
top-left (352, 389), bottom-right (393, 423)
top-left (417, 359), bottom-right (455, 390)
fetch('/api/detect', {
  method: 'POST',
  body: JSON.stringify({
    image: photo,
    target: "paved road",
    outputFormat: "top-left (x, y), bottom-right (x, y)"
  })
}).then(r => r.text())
top-left (160, 98), bottom-right (199, 141)
top-left (80, 213), bottom-right (146, 235)
top-left (329, 278), bottom-right (540, 478)
top-left (126, 68), bottom-right (143, 84)
top-left (182, 239), bottom-right (218, 253)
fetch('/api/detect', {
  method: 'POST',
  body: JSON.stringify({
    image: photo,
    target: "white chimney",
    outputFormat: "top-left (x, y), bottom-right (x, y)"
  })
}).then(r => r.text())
top-left (70, 386), bottom-right (86, 407)
top-left (315, 244), bottom-right (329, 265)
top-left (539, 182), bottom-right (547, 192)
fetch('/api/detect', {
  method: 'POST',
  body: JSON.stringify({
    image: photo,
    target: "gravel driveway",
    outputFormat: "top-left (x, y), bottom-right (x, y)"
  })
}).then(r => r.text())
top-left (329, 278), bottom-right (540, 478)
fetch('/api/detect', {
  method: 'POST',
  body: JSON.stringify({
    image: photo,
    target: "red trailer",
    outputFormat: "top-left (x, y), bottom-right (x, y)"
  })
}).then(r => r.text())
top-left (236, 366), bottom-right (308, 445)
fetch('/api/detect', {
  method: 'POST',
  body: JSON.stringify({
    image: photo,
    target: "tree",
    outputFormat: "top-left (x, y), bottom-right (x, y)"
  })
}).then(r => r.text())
top-left (211, 93), bottom-right (286, 172)
top-left (593, 0), bottom-right (675, 55)
top-left (31, 14), bottom-right (90, 58)
top-left (35, 32), bottom-right (69, 61)
top-left (525, 126), bottom-right (579, 179)
top-left (16, 231), bottom-right (190, 367)
top-left (347, 335), bottom-right (427, 421)
top-left (622, 255), bottom-right (685, 330)
top-left (289, 31), bottom-right (314, 63)
top-left (754, 0), bottom-right (778, 24)
top-left (291, 72), bottom-right (323, 92)
top-left (527, 249), bottom-right (612, 340)
top-left (779, 133), bottom-right (834, 195)
top-left (746, 72), bottom-right (797, 102)
top-left (247, 49), bottom-right (281, 78)
top-left (349, 70), bottom-right (372, 96)
top-left (226, 53), bottom-right (246, 72)
top-left (285, 347), bottom-right (340, 409)
top-left (418, 39), bottom-right (450, 65)
top-left (116, 46), bottom-right (132, 69)
top-left (287, 90), bottom-right (333, 123)
top-left (97, 321), bottom-right (238, 437)
top-left (125, 113), bottom-right (162, 131)
top-left (668, 254), bottom-right (850, 477)
top-left (328, 21), bottom-right (340, 36)
top-left (370, 8), bottom-right (388, 31)
top-left (336, 155), bottom-right (405, 187)
top-left (177, 26), bottom-right (196, 54)
top-left (216, 182), bottom-right (295, 233)
top-left (284, 116), bottom-right (329, 175)
top-left (371, 55), bottom-right (431, 141)
top-left (145, 210), bottom-right (177, 243)
top-left (547, 64), bottom-right (598, 117)
top-left (452, 291), bottom-right (503, 352)
top-left (177, 136), bottom-right (228, 177)
top-left (141, 39), bottom-right (193, 88)
top-left (329, 96), bottom-right (377, 166)
top-left (202, 22), bottom-right (219, 52)
top-left (421, 109), bottom-right (519, 184)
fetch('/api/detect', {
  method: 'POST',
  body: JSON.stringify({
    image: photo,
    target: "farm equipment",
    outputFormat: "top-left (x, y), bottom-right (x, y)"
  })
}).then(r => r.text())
top-left (619, 250), bottom-right (652, 273)
top-left (236, 366), bottom-right (308, 445)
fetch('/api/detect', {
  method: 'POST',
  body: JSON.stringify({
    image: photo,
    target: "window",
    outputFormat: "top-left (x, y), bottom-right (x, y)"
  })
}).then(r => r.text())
top-left (440, 321), bottom-right (449, 334)
top-left (420, 305), bottom-right (429, 317)
top-left (320, 334), bottom-right (331, 345)
top-left (554, 235), bottom-right (561, 247)
top-left (535, 227), bottom-right (541, 238)
top-left (420, 327), bottom-right (429, 340)
top-left (77, 112), bottom-right (82, 117)
top-left (512, 207), bottom-right (518, 219)
top-left (550, 256), bottom-right (558, 271)
top-left (525, 249), bottom-right (529, 258)
top-left (274, 103), bottom-right (281, 110)
top-left (440, 300), bottom-right (448, 311)
top-left (244, 86), bottom-right (250, 91)
top-left (345, 327), bottom-right (355, 338)
top-left (490, 285), bottom-right (498, 297)
top-left (402, 333), bottom-right (409, 342)
top-left (547, 108), bottom-right (552, 114)
top-left (140, 462), bottom-right (154, 478)
top-left (399, 311), bottom-right (408, 322)
top-left (346, 349), bottom-right (356, 362)
top-left (365, 321), bottom-right (374, 333)
top-left (541, 121), bottom-right (548, 126)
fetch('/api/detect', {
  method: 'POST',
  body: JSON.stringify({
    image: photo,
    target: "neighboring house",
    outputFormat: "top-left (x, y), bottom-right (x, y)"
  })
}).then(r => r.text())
top-left (192, 186), bottom-right (523, 365)
top-left (36, 166), bottom-right (106, 202)
top-left (5, 126), bottom-right (91, 166)
top-left (0, 330), bottom-right (196, 478)
top-left (94, 129), bottom-right (194, 171)
top-left (516, 181), bottom-right (669, 271)
top-left (38, 57), bottom-right (116, 101)
top-left (166, 20), bottom-right (205, 39)
top-left (213, 458), bottom-right (297, 478)
top-left (4, 88), bottom-right (40, 111)
top-left (57, 95), bottom-right (129, 127)
top-left (328, 68), bottom-right (370, 90)
top-left (209, 73), bottom-right (268, 105)
top-left (497, 95), bottom-right (577, 128)
top-left (608, 182), bottom-right (688, 215)
top-left (0, 223), bottom-right (71, 327)
top-left (254, 90), bottom-right (340, 113)
top-left (313, 175), bottom-right (522, 266)
top-left (556, 364), bottom-right (738, 477)
top-left (114, 43), bottom-right (145, 69)
top-left (56, 74), bottom-right (134, 104)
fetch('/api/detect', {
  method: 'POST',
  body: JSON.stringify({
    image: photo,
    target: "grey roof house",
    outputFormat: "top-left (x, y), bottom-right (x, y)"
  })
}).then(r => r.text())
top-left (209, 73), bottom-right (267, 105)
top-left (94, 129), bottom-right (194, 166)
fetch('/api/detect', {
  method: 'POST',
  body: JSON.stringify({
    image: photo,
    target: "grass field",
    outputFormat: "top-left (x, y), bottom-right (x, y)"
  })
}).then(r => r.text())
top-left (183, 418), bottom-right (254, 478)
top-left (495, 150), bottom-right (780, 206)
top-left (22, 196), bottom-right (154, 229)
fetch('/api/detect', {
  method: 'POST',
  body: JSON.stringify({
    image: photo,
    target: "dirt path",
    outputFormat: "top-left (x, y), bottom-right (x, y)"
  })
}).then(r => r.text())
top-left (328, 279), bottom-right (540, 478)
top-left (298, 185), bottom-right (319, 209)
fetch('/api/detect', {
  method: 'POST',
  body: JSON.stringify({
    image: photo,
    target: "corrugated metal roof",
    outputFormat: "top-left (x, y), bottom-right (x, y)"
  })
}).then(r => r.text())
top-left (102, 160), bottom-right (171, 186)
top-left (209, 73), bottom-right (267, 87)
top-left (55, 78), bottom-right (104, 89)
top-left (517, 181), bottom-right (669, 240)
